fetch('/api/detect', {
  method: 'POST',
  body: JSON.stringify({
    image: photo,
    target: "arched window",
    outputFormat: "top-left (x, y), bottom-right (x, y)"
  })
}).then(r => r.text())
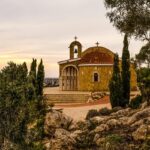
top-left (94, 73), bottom-right (99, 82)
top-left (74, 45), bottom-right (78, 58)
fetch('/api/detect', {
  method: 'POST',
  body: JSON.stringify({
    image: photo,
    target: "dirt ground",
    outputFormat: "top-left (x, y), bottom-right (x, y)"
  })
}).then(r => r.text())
top-left (54, 96), bottom-right (111, 121)
top-left (45, 87), bottom-right (139, 121)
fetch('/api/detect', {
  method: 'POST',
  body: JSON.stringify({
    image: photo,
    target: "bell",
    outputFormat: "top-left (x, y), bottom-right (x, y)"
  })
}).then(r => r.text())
top-left (74, 49), bottom-right (78, 53)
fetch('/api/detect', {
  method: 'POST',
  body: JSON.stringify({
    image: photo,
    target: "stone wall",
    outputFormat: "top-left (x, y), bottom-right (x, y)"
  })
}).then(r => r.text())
top-left (78, 66), bottom-right (113, 91)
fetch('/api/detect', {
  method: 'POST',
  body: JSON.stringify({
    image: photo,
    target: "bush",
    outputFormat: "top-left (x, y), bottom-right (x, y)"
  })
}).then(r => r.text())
top-left (99, 107), bottom-right (112, 116)
top-left (86, 109), bottom-right (99, 120)
top-left (111, 107), bottom-right (123, 113)
top-left (86, 108), bottom-right (112, 120)
top-left (129, 95), bottom-right (142, 109)
top-left (76, 121), bottom-right (87, 130)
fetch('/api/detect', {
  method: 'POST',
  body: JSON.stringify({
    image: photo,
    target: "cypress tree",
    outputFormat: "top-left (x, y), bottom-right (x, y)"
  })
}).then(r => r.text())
top-left (36, 59), bottom-right (45, 96)
top-left (109, 53), bottom-right (123, 108)
top-left (22, 62), bottom-right (28, 82)
top-left (29, 59), bottom-right (37, 88)
top-left (122, 33), bottom-right (131, 106)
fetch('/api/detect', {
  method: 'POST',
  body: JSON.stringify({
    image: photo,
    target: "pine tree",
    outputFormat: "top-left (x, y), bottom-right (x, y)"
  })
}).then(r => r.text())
top-left (29, 59), bottom-right (37, 88)
top-left (36, 59), bottom-right (45, 96)
top-left (122, 33), bottom-right (131, 106)
top-left (109, 53), bottom-right (123, 108)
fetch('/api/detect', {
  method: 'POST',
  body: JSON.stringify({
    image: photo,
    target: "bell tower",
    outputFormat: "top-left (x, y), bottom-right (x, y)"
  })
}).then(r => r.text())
top-left (69, 37), bottom-right (82, 59)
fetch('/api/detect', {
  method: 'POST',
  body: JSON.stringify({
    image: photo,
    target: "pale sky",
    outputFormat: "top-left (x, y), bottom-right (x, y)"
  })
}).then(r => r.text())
top-left (0, 0), bottom-right (145, 77)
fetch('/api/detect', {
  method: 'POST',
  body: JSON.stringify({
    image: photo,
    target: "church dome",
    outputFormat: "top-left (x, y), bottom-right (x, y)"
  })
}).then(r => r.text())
top-left (80, 46), bottom-right (114, 64)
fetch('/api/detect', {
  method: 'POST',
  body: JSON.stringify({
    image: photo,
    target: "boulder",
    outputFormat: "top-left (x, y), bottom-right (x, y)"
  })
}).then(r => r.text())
top-left (119, 117), bottom-right (129, 126)
top-left (94, 124), bottom-right (109, 133)
top-left (87, 96), bottom-right (94, 103)
top-left (106, 119), bottom-right (122, 128)
top-left (70, 130), bottom-right (83, 139)
top-left (128, 108), bottom-right (150, 125)
top-left (54, 128), bottom-right (70, 139)
top-left (44, 110), bottom-right (73, 134)
top-left (131, 119), bottom-right (144, 128)
top-left (111, 108), bottom-right (131, 117)
top-left (132, 125), bottom-right (148, 141)
top-left (46, 128), bottom-right (76, 150)
top-left (90, 116), bottom-right (105, 125)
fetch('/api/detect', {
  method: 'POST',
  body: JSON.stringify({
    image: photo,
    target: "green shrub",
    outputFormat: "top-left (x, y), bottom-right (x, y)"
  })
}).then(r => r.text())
top-left (76, 121), bottom-right (87, 130)
top-left (129, 95), bottom-right (142, 109)
top-left (86, 109), bottom-right (99, 120)
top-left (99, 107), bottom-right (112, 116)
top-left (111, 106), bottom-right (122, 113)
top-left (106, 134), bottom-right (123, 143)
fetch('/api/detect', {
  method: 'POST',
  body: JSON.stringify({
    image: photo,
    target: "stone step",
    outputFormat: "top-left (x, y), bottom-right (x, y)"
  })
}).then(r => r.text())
top-left (45, 94), bottom-right (90, 104)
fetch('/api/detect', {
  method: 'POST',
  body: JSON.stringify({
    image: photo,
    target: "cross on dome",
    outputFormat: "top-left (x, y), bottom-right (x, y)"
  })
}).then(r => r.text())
top-left (96, 42), bottom-right (99, 47)
top-left (74, 36), bottom-right (78, 41)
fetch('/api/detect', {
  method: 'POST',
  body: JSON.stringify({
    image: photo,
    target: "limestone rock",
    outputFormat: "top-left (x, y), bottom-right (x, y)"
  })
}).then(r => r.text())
top-left (111, 108), bottom-right (131, 117)
top-left (106, 119), bottom-right (121, 128)
top-left (131, 119), bottom-right (144, 128)
top-left (128, 108), bottom-right (150, 125)
top-left (132, 125), bottom-right (148, 141)
top-left (44, 110), bottom-right (73, 134)
top-left (47, 129), bottom-right (76, 150)
top-left (94, 124), bottom-right (109, 133)
top-left (119, 117), bottom-right (129, 126)
top-left (90, 116), bottom-right (105, 125)
top-left (70, 130), bottom-right (83, 139)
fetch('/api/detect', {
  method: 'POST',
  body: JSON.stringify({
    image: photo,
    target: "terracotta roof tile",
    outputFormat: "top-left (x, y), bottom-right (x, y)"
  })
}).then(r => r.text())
top-left (80, 50), bottom-right (113, 64)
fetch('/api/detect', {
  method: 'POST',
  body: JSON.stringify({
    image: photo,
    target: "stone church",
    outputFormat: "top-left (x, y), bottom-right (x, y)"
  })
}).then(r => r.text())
top-left (58, 38), bottom-right (137, 91)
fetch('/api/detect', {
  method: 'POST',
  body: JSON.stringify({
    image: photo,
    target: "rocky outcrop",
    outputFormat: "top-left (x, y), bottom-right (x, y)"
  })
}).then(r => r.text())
top-left (44, 103), bottom-right (150, 150)
top-left (44, 109), bottom-right (73, 135)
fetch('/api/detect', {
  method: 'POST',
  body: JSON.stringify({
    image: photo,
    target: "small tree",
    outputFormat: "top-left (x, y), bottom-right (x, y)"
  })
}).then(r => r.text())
top-left (0, 61), bottom-right (46, 149)
top-left (29, 59), bottom-right (37, 87)
top-left (36, 59), bottom-right (45, 96)
top-left (122, 34), bottom-right (131, 106)
top-left (136, 42), bottom-right (150, 68)
top-left (109, 53), bottom-right (123, 108)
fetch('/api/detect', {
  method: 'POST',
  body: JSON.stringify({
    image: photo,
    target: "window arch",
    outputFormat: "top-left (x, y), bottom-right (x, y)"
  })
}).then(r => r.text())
top-left (94, 73), bottom-right (99, 82)
top-left (74, 45), bottom-right (78, 58)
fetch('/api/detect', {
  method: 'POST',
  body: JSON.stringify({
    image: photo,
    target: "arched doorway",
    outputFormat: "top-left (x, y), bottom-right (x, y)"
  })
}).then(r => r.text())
top-left (62, 66), bottom-right (78, 91)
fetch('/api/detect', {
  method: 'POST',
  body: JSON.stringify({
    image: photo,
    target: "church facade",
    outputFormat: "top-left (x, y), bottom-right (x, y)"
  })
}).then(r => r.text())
top-left (58, 39), bottom-right (137, 91)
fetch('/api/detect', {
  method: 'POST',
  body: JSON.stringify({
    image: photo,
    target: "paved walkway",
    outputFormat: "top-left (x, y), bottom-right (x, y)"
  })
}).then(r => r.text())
top-left (56, 103), bottom-right (111, 121)
top-left (44, 87), bottom-right (140, 121)
top-left (54, 96), bottom-right (111, 121)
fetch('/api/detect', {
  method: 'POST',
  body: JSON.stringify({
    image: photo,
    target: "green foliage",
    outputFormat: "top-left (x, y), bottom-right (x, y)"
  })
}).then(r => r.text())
top-left (136, 42), bottom-right (150, 68)
top-left (111, 106), bottom-right (122, 113)
top-left (99, 134), bottom-right (125, 150)
top-left (76, 121), bottom-right (87, 131)
top-left (109, 53), bottom-right (124, 108)
top-left (137, 68), bottom-right (150, 103)
top-left (86, 108), bottom-right (112, 120)
top-left (99, 107), bottom-right (112, 116)
top-left (104, 0), bottom-right (150, 41)
top-left (86, 109), bottom-right (99, 120)
top-left (122, 34), bottom-right (130, 107)
top-left (129, 95), bottom-right (143, 109)
top-left (0, 60), bottom-right (46, 149)
top-left (36, 59), bottom-right (45, 96)
top-left (106, 134), bottom-right (123, 144)
top-left (29, 59), bottom-right (37, 87)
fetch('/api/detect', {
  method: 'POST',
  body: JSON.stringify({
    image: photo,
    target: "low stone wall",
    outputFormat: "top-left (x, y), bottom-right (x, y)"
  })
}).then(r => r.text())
top-left (45, 93), bottom-right (90, 104)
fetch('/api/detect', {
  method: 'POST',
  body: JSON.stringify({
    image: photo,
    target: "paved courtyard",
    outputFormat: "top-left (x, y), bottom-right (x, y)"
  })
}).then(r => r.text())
top-left (44, 87), bottom-right (140, 121)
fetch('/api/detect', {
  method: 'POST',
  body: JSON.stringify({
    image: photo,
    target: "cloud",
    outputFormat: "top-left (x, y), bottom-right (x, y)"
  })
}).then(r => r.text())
top-left (0, 0), bottom-right (144, 77)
